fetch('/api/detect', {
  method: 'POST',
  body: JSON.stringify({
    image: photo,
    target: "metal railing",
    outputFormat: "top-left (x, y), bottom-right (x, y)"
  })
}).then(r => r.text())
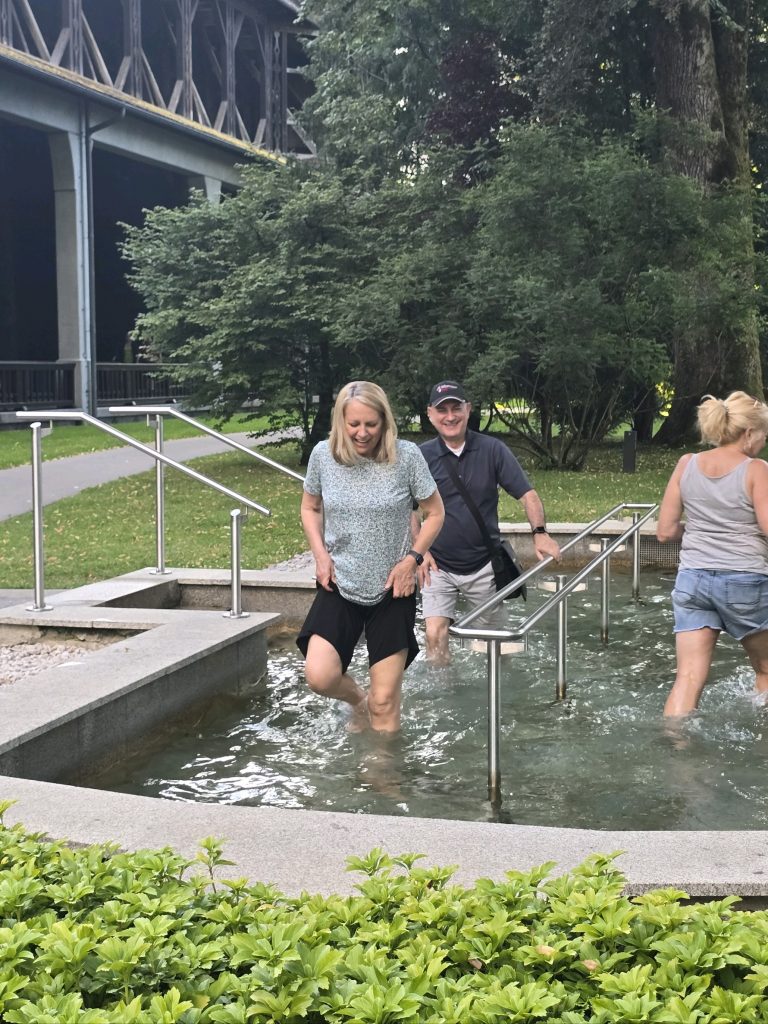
top-left (108, 406), bottom-right (305, 575)
top-left (449, 503), bottom-right (658, 805)
top-left (0, 362), bottom-right (192, 412)
top-left (16, 410), bottom-right (270, 617)
top-left (97, 364), bottom-right (190, 404)
top-left (0, 362), bottom-right (76, 411)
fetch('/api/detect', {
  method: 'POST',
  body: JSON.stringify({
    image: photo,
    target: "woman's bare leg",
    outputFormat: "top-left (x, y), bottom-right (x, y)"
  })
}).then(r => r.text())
top-left (740, 629), bottom-right (768, 697)
top-left (663, 627), bottom-right (719, 717)
top-left (304, 635), bottom-right (367, 727)
top-left (368, 650), bottom-right (408, 733)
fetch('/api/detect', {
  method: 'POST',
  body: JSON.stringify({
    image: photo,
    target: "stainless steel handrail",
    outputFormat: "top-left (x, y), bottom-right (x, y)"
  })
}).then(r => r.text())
top-left (108, 406), bottom-right (303, 574)
top-left (448, 502), bottom-right (657, 806)
top-left (108, 406), bottom-right (306, 483)
top-left (17, 410), bottom-right (270, 613)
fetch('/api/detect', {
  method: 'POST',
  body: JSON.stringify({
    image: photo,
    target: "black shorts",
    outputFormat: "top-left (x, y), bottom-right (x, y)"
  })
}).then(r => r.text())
top-left (296, 584), bottom-right (419, 674)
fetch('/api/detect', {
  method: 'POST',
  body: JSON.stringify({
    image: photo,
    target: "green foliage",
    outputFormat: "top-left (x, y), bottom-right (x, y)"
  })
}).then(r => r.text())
top-left (121, 163), bottom-right (397, 462)
top-left (121, 116), bottom-right (757, 468)
top-left (299, 0), bottom-right (535, 172)
top-left (463, 125), bottom-right (763, 466)
top-left (0, 823), bottom-right (766, 1022)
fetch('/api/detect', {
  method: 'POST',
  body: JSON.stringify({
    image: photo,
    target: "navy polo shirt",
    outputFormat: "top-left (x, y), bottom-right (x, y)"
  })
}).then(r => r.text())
top-left (420, 431), bottom-right (532, 574)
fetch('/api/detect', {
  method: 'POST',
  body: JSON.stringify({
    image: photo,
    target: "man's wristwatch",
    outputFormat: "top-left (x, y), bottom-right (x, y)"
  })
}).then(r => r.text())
top-left (531, 526), bottom-right (549, 536)
top-left (407, 549), bottom-right (424, 566)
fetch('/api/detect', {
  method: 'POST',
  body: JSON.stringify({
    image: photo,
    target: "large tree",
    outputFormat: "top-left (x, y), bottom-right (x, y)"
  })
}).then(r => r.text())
top-left (301, 0), bottom-right (765, 439)
top-left (122, 163), bottom-right (402, 462)
top-left (533, 0), bottom-right (764, 439)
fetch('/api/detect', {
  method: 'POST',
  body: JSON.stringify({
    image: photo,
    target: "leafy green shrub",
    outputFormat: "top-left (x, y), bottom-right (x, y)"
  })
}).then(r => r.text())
top-left (0, 800), bottom-right (766, 1022)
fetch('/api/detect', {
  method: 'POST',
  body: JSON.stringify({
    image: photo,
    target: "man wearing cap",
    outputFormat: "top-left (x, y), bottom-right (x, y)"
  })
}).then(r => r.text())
top-left (415, 381), bottom-right (561, 664)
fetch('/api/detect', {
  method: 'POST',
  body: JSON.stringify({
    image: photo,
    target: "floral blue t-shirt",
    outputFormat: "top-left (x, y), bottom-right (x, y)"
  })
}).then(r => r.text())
top-left (304, 439), bottom-right (437, 605)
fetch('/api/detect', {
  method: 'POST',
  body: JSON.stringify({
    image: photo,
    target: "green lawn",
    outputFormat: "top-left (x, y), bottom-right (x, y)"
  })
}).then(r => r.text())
top-left (0, 413), bottom-right (270, 470)
top-left (1, 445), bottom-right (306, 589)
top-left (0, 437), bottom-right (692, 591)
top-left (500, 440), bottom-right (687, 522)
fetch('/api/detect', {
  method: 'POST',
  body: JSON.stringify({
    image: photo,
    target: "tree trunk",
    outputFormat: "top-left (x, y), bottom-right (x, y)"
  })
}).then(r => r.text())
top-left (302, 338), bottom-right (334, 464)
top-left (651, 0), bottom-right (763, 443)
top-left (632, 387), bottom-right (657, 442)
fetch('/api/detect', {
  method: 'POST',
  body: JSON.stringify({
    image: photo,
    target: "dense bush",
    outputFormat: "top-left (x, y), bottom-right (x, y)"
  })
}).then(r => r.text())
top-left (0, 802), bottom-right (766, 1022)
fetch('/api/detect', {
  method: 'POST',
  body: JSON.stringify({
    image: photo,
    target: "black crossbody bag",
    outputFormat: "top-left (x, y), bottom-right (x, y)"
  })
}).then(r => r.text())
top-left (443, 455), bottom-right (527, 601)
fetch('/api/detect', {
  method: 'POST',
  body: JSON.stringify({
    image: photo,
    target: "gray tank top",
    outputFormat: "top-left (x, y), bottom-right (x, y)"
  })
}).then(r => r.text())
top-left (679, 454), bottom-right (768, 573)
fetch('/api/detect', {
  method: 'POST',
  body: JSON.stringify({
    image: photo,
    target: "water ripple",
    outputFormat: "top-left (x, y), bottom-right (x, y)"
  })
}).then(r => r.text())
top-left (94, 575), bottom-right (768, 829)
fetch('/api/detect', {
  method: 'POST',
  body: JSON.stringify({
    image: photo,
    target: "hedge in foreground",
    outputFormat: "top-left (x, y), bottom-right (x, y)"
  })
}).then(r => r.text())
top-left (0, 803), bottom-right (766, 1022)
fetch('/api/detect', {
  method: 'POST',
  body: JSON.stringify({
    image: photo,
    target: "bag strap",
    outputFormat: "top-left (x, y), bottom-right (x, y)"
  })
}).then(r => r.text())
top-left (442, 449), bottom-right (498, 560)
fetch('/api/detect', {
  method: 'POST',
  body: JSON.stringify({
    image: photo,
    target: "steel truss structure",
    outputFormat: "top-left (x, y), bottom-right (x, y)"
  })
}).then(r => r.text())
top-left (0, 0), bottom-right (313, 155)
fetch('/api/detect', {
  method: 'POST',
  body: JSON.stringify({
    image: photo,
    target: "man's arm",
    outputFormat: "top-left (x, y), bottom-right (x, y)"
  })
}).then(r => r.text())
top-left (410, 504), bottom-right (439, 587)
top-left (520, 489), bottom-right (561, 562)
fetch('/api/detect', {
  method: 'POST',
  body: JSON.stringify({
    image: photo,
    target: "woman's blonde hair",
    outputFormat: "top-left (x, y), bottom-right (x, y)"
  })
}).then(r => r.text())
top-left (329, 381), bottom-right (398, 465)
top-left (698, 391), bottom-right (768, 446)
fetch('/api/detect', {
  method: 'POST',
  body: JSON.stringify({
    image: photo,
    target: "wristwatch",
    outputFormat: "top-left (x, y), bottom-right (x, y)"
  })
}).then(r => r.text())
top-left (531, 526), bottom-right (549, 536)
top-left (407, 549), bottom-right (424, 566)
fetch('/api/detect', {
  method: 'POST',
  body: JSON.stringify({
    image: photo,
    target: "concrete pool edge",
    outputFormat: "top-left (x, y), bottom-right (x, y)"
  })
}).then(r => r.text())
top-left (2, 775), bottom-right (767, 901)
top-left (0, 590), bottom-right (280, 783)
top-left (3, 555), bottom-right (764, 903)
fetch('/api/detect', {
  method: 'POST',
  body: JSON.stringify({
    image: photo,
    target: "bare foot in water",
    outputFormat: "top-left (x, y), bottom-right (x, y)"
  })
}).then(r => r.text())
top-left (347, 693), bottom-right (369, 733)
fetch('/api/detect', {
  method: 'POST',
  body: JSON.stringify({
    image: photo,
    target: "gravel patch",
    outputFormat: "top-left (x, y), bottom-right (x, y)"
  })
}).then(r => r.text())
top-left (0, 555), bottom-right (314, 686)
top-left (268, 551), bottom-right (314, 573)
top-left (0, 644), bottom-right (96, 686)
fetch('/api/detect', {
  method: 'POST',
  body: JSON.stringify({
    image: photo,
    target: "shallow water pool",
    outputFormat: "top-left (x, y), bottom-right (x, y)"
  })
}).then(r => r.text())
top-left (96, 572), bottom-right (768, 830)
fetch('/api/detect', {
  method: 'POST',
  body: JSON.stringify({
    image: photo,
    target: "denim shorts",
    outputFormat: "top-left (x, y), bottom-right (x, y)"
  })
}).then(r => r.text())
top-left (672, 568), bottom-right (768, 640)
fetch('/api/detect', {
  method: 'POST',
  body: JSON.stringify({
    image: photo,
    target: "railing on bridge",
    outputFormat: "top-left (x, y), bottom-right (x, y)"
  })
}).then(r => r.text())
top-left (0, 361), bottom-right (75, 411)
top-left (0, 362), bottom-right (189, 412)
top-left (96, 364), bottom-right (188, 404)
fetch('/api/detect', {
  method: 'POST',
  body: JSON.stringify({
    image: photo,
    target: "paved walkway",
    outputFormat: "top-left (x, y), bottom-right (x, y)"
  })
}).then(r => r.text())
top-left (0, 431), bottom-right (285, 522)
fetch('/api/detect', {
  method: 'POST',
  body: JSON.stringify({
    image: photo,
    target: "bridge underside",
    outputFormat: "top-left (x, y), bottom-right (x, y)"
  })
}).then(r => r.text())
top-left (0, 0), bottom-right (313, 414)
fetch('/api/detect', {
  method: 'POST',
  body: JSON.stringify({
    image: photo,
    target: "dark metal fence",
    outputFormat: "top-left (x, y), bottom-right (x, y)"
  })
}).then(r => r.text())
top-left (96, 363), bottom-right (189, 404)
top-left (0, 362), bottom-right (189, 411)
top-left (0, 362), bottom-right (75, 411)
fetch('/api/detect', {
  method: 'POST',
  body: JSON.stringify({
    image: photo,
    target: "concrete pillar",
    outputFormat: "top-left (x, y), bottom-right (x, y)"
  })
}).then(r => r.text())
top-left (188, 174), bottom-right (223, 203)
top-left (48, 116), bottom-right (93, 413)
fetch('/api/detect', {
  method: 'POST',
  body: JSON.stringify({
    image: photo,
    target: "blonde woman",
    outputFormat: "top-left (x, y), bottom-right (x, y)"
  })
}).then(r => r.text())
top-left (657, 391), bottom-right (768, 716)
top-left (297, 382), bottom-right (444, 732)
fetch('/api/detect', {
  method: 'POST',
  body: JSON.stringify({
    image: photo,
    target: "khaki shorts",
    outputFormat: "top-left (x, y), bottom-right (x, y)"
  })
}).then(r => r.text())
top-left (420, 559), bottom-right (503, 628)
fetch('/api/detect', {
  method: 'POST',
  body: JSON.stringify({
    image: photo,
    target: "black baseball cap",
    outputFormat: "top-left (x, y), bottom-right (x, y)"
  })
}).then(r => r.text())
top-left (429, 381), bottom-right (467, 406)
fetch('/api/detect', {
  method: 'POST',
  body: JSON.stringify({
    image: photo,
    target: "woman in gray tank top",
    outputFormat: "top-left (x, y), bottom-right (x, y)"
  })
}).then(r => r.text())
top-left (657, 391), bottom-right (768, 716)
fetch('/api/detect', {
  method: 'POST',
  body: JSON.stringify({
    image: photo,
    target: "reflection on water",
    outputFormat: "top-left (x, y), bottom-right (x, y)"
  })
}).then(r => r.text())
top-left (95, 573), bottom-right (768, 830)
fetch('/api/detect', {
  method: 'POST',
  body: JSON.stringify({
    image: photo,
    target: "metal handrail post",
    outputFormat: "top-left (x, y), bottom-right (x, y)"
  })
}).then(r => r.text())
top-left (149, 414), bottom-right (170, 576)
top-left (632, 511), bottom-right (642, 598)
top-left (487, 639), bottom-right (502, 805)
top-left (556, 574), bottom-right (568, 700)
top-left (27, 422), bottom-right (52, 612)
top-left (600, 537), bottom-right (610, 643)
top-left (225, 509), bottom-right (249, 619)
